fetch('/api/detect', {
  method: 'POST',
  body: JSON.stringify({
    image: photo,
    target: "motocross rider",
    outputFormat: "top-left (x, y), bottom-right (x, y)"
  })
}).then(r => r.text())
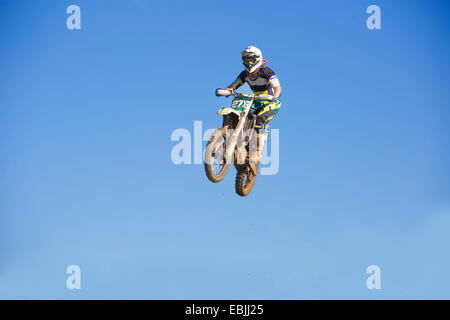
top-left (226, 46), bottom-right (282, 173)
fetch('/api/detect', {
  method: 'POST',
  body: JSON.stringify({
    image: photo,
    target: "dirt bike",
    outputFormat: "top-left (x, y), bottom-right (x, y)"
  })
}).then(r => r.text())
top-left (204, 88), bottom-right (275, 196)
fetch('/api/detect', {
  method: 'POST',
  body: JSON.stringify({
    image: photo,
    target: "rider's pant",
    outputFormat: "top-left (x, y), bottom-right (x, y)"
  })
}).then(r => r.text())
top-left (250, 99), bottom-right (281, 133)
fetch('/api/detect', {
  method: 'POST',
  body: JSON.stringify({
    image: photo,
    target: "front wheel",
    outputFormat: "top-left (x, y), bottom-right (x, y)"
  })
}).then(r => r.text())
top-left (235, 163), bottom-right (259, 197)
top-left (204, 128), bottom-right (230, 183)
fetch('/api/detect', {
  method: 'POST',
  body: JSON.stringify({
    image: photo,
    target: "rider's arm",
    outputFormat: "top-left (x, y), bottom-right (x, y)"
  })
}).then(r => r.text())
top-left (273, 85), bottom-right (281, 98)
top-left (268, 73), bottom-right (281, 98)
top-left (227, 71), bottom-right (246, 92)
top-left (262, 67), bottom-right (281, 98)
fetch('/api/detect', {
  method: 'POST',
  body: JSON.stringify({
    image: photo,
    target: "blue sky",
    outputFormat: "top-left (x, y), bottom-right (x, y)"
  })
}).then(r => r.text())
top-left (0, 0), bottom-right (449, 299)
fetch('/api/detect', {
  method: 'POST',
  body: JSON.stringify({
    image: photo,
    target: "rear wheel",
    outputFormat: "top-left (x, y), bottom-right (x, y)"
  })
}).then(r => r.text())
top-left (204, 128), bottom-right (230, 183)
top-left (235, 163), bottom-right (259, 197)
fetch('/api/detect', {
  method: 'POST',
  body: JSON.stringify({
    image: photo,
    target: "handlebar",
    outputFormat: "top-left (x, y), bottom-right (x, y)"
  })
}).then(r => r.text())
top-left (215, 88), bottom-right (276, 101)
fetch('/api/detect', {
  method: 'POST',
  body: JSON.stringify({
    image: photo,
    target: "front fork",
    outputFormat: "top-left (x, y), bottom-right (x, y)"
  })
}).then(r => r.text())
top-left (222, 116), bottom-right (256, 167)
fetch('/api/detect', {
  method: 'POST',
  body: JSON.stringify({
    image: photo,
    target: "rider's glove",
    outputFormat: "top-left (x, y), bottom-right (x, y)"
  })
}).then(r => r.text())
top-left (258, 94), bottom-right (276, 101)
top-left (215, 88), bottom-right (232, 97)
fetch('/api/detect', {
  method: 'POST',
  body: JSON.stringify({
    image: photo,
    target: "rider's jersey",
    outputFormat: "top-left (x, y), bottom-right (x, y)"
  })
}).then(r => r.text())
top-left (230, 66), bottom-right (281, 96)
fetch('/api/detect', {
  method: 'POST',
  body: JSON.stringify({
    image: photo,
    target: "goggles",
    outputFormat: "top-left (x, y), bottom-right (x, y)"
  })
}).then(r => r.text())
top-left (242, 56), bottom-right (258, 67)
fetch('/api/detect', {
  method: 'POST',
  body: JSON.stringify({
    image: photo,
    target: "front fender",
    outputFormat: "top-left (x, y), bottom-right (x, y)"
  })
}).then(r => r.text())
top-left (217, 107), bottom-right (240, 117)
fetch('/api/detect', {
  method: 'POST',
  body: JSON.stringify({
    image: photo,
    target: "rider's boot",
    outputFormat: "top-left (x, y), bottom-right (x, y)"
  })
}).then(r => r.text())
top-left (249, 132), bottom-right (265, 175)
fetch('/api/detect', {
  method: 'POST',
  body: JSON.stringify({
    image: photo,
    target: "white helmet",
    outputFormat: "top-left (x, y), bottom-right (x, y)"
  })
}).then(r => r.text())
top-left (241, 46), bottom-right (263, 74)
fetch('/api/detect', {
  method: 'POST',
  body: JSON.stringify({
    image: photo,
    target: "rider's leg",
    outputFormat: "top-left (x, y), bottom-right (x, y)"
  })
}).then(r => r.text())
top-left (249, 100), bottom-right (281, 172)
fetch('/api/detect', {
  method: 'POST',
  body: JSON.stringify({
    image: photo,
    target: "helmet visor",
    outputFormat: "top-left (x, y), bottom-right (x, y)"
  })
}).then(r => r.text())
top-left (242, 56), bottom-right (258, 68)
